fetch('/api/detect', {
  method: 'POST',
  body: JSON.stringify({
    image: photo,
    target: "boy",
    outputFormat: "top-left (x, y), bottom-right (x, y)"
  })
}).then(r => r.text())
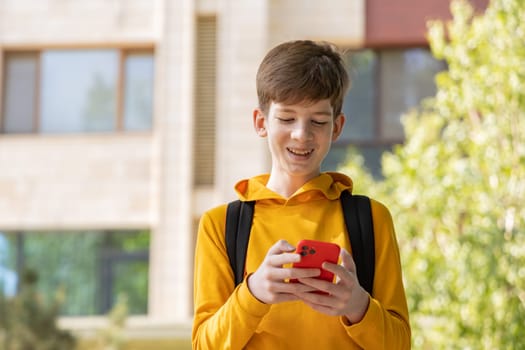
top-left (192, 40), bottom-right (410, 349)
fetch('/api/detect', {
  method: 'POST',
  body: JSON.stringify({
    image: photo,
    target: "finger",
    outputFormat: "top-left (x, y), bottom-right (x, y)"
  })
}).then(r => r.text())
top-left (281, 281), bottom-right (319, 294)
top-left (256, 280), bottom-right (318, 303)
top-left (269, 252), bottom-right (301, 266)
top-left (297, 283), bottom-right (351, 315)
top-left (288, 267), bottom-right (321, 279)
top-left (320, 249), bottom-right (356, 275)
top-left (269, 266), bottom-right (320, 282)
top-left (340, 248), bottom-right (357, 273)
top-left (262, 286), bottom-right (318, 304)
top-left (322, 249), bottom-right (356, 285)
top-left (320, 261), bottom-right (340, 274)
top-left (295, 287), bottom-right (338, 310)
top-left (297, 277), bottom-right (333, 294)
top-left (260, 288), bottom-right (301, 304)
top-left (297, 289), bottom-right (331, 304)
top-left (267, 240), bottom-right (295, 256)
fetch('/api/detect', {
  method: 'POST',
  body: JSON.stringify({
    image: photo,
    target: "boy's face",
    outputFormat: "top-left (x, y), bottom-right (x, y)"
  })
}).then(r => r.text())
top-left (254, 99), bottom-right (345, 182)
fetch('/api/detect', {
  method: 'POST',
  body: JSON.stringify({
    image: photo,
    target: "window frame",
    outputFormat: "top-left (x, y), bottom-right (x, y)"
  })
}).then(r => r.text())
top-left (339, 46), bottom-right (444, 148)
top-left (0, 229), bottom-right (150, 316)
top-left (326, 46), bottom-right (445, 176)
top-left (0, 45), bottom-right (155, 135)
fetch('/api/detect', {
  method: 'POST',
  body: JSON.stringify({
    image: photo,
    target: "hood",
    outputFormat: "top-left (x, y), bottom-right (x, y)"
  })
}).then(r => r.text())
top-left (234, 172), bottom-right (353, 203)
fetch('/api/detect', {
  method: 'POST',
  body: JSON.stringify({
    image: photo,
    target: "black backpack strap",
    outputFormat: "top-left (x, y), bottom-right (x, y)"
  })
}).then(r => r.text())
top-left (340, 191), bottom-right (375, 295)
top-left (225, 200), bottom-right (255, 286)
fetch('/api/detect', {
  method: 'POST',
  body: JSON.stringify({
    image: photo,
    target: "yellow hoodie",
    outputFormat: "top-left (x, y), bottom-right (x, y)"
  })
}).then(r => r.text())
top-left (192, 173), bottom-right (411, 349)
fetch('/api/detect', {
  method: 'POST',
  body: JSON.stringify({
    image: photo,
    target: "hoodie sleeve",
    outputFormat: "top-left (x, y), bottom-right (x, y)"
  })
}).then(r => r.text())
top-left (342, 200), bottom-right (411, 349)
top-left (192, 207), bottom-right (271, 349)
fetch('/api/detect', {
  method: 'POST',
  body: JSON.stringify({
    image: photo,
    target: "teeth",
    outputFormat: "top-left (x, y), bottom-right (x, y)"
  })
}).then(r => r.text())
top-left (288, 148), bottom-right (312, 156)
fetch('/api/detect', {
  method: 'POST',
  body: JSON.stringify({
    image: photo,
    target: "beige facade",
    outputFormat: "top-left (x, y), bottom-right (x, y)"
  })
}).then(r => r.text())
top-left (0, 0), bottom-right (365, 340)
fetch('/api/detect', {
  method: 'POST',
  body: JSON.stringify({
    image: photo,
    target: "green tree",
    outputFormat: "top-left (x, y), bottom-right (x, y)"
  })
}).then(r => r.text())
top-left (340, 0), bottom-right (525, 348)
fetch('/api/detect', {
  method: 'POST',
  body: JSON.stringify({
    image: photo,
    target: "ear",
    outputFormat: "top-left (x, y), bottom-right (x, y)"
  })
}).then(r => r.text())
top-left (331, 114), bottom-right (346, 141)
top-left (253, 108), bottom-right (267, 137)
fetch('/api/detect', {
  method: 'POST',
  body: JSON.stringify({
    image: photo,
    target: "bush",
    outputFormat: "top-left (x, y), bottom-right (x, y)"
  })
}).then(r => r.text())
top-left (0, 269), bottom-right (77, 350)
top-left (340, 0), bottom-right (525, 348)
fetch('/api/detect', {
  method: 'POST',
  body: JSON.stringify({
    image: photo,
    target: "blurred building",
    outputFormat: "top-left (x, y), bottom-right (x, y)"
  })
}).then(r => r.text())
top-left (0, 0), bottom-right (487, 346)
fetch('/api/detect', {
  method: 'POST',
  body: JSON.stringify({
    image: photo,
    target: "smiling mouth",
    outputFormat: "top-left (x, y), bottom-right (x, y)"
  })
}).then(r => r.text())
top-left (287, 147), bottom-right (314, 156)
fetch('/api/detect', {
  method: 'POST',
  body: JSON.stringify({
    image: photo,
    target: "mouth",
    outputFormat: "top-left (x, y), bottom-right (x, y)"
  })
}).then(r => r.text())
top-left (287, 147), bottom-right (314, 157)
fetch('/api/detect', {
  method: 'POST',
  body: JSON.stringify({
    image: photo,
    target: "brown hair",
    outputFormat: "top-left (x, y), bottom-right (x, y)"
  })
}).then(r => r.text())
top-left (256, 40), bottom-right (350, 116)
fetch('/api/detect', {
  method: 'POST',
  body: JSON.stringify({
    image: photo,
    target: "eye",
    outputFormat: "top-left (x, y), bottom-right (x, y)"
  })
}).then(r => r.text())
top-left (312, 120), bottom-right (328, 126)
top-left (276, 117), bottom-right (294, 123)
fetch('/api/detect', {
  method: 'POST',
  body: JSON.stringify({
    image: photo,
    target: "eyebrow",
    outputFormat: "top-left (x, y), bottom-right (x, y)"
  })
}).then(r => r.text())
top-left (276, 107), bottom-right (333, 117)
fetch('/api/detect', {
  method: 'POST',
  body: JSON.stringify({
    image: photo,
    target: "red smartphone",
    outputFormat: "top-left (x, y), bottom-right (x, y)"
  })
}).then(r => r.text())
top-left (291, 239), bottom-right (341, 284)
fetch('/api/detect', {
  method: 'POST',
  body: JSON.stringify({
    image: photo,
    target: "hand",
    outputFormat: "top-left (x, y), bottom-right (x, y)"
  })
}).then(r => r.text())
top-left (296, 248), bottom-right (370, 324)
top-left (247, 240), bottom-right (321, 304)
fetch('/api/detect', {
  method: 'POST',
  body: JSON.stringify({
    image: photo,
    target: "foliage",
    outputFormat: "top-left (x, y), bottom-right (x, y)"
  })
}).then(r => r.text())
top-left (92, 294), bottom-right (129, 350)
top-left (0, 269), bottom-right (77, 350)
top-left (341, 0), bottom-right (525, 348)
top-left (0, 269), bottom-right (131, 350)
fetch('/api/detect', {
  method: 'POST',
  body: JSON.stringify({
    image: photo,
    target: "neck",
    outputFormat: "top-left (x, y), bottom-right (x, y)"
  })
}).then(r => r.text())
top-left (266, 171), bottom-right (320, 198)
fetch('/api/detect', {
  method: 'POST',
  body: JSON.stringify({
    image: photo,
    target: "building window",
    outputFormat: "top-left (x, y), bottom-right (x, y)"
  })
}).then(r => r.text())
top-left (1, 49), bottom-right (154, 134)
top-left (324, 48), bottom-right (445, 177)
top-left (0, 229), bottom-right (150, 316)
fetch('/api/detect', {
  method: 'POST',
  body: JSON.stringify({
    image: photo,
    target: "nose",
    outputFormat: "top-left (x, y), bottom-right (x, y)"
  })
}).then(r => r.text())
top-left (291, 121), bottom-right (313, 141)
